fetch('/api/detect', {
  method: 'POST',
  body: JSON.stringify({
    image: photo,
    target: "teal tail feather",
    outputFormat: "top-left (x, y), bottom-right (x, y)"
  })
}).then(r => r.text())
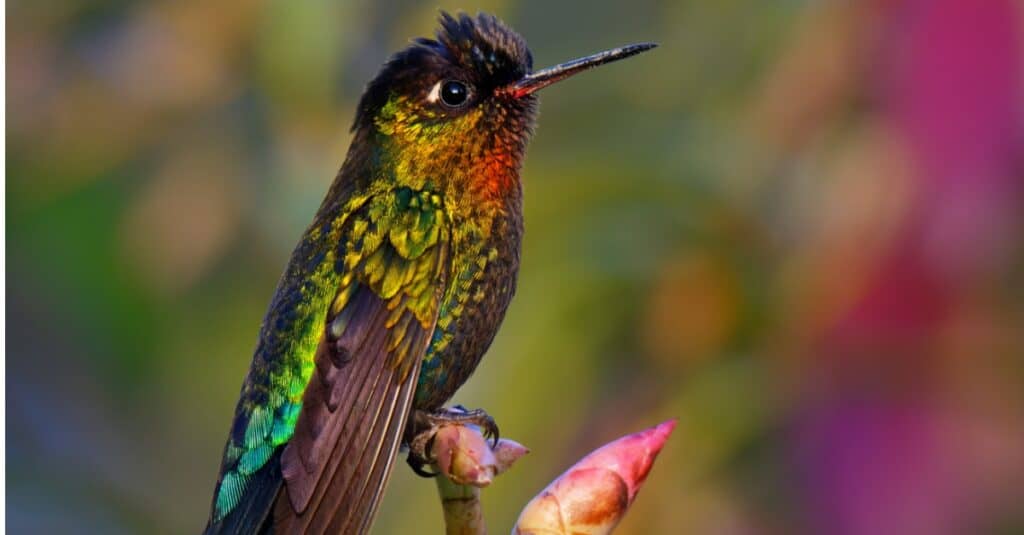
top-left (203, 450), bottom-right (282, 535)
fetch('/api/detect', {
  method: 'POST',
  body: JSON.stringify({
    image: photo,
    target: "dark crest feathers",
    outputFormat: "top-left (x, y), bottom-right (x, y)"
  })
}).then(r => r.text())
top-left (353, 11), bottom-right (533, 130)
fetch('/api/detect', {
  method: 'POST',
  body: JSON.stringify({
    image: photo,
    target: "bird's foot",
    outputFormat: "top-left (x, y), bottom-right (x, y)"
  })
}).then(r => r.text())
top-left (406, 405), bottom-right (500, 478)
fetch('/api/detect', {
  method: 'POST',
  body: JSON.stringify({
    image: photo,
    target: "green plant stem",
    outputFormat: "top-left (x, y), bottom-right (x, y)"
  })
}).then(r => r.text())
top-left (435, 473), bottom-right (486, 535)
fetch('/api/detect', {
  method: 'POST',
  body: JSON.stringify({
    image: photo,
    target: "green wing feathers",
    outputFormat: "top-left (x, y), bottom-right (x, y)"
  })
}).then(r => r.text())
top-left (206, 187), bottom-right (451, 534)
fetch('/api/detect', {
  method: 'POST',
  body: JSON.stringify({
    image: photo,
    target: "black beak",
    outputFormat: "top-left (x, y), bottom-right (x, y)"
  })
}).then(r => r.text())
top-left (501, 42), bottom-right (657, 98)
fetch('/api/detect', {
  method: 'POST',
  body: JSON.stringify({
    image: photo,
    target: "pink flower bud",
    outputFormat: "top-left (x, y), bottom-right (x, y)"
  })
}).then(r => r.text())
top-left (431, 425), bottom-right (531, 488)
top-left (513, 419), bottom-right (677, 535)
top-left (493, 438), bottom-right (530, 475)
top-left (432, 424), bottom-right (497, 487)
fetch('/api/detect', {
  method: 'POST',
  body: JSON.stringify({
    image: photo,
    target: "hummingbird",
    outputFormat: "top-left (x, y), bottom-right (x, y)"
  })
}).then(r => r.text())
top-left (204, 12), bottom-right (654, 535)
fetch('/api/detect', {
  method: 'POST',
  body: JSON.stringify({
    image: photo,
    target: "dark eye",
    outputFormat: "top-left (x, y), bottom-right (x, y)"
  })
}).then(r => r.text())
top-left (440, 80), bottom-right (470, 107)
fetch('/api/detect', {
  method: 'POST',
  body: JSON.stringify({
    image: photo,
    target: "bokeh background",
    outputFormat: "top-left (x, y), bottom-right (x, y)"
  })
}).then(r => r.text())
top-left (8, 0), bottom-right (1024, 533)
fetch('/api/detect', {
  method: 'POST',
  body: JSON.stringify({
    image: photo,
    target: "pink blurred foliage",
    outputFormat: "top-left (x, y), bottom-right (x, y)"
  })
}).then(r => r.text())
top-left (513, 419), bottom-right (676, 535)
top-left (885, 0), bottom-right (1023, 273)
top-left (797, 1), bottom-right (1024, 534)
top-left (824, 0), bottom-right (1023, 360)
top-left (796, 402), bottom-right (966, 535)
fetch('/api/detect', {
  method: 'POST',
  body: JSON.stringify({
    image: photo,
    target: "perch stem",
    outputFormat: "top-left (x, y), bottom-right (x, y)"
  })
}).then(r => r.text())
top-left (435, 474), bottom-right (487, 535)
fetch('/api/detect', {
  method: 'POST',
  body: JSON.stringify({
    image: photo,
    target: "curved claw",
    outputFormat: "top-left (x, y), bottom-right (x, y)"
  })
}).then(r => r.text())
top-left (406, 405), bottom-right (502, 473)
top-left (478, 414), bottom-right (500, 448)
top-left (407, 452), bottom-right (438, 478)
top-left (449, 406), bottom-right (500, 446)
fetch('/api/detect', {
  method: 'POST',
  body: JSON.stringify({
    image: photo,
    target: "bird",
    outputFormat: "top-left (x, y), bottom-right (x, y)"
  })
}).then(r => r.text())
top-left (203, 11), bottom-right (655, 535)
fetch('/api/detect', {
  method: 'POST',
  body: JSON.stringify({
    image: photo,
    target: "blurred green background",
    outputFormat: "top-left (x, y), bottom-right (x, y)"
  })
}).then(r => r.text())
top-left (8, 0), bottom-right (1024, 533)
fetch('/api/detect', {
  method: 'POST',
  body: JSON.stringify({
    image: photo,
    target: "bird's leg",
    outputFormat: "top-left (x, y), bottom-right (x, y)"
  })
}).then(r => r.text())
top-left (405, 405), bottom-right (500, 478)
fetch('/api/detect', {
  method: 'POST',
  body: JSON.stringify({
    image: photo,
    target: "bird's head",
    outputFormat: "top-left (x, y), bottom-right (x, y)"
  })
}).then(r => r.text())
top-left (352, 11), bottom-right (654, 201)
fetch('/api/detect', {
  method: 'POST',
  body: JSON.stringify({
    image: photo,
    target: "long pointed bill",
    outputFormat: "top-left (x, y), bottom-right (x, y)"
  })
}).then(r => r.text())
top-left (501, 42), bottom-right (657, 99)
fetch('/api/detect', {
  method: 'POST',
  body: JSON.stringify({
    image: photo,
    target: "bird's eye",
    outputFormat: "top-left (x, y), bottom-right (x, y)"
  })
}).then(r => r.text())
top-left (439, 80), bottom-right (470, 108)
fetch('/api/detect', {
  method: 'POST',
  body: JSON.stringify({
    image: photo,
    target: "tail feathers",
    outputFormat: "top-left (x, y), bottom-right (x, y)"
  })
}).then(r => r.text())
top-left (203, 451), bottom-right (283, 535)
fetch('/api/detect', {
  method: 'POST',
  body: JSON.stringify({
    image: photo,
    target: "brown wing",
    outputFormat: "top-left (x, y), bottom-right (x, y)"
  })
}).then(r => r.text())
top-left (273, 188), bottom-right (451, 534)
